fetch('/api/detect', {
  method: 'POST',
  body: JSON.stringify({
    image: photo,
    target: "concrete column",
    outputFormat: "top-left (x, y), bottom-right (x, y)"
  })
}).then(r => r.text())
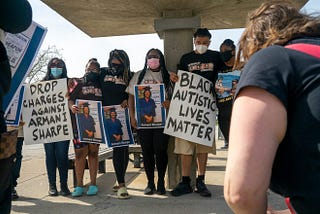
top-left (154, 10), bottom-right (199, 189)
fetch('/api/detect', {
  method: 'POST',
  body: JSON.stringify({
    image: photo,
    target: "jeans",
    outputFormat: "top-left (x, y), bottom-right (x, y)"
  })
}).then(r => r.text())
top-left (217, 103), bottom-right (233, 145)
top-left (12, 137), bottom-right (23, 187)
top-left (44, 140), bottom-right (70, 185)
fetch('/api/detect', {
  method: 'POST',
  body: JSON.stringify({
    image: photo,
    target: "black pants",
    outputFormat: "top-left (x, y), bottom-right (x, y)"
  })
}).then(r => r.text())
top-left (0, 155), bottom-right (14, 214)
top-left (217, 103), bottom-right (233, 145)
top-left (137, 129), bottom-right (169, 186)
top-left (112, 146), bottom-right (129, 184)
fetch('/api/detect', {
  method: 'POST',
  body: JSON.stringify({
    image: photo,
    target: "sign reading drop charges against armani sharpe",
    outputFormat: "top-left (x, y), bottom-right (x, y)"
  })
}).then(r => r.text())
top-left (22, 79), bottom-right (73, 145)
top-left (164, 70), bottom-right (217, 147)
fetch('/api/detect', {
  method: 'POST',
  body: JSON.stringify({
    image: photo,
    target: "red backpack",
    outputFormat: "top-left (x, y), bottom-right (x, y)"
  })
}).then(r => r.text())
top-left (286, 43), bottom-right (320, 59)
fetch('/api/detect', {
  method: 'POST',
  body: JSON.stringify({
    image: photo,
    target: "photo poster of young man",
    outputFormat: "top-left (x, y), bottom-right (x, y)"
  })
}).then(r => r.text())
top-left (75, 99), bottom-right (104, 144)
top-left (134, 84), bottom-right (166, 129)
top-left (102, 105), bottom-right (134, 148)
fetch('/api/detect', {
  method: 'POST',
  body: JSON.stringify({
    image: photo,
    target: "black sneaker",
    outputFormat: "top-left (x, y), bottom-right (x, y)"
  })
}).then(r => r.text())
top-left (195, 178), bottom-right (212, 197)
top-left (144, 183), bottom-right (156, 195)
top-left (48, 183), bottom-right (58, 196)
top-left (12, 188), bottom-right (19, 200)
top-left (156, 183), bottom-right (166, 195)
top-left (60, 183), bottom-right (71, 196)
top-left (170, 181), bottom-right (193, 197)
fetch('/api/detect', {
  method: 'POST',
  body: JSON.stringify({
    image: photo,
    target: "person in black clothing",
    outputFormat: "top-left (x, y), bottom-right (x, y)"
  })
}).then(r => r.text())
top-left (216, 39), bottom-right (241, 149)
top-left (100, 49), bottom-right (132, 199)
top-left (127, 48), bottom-right (172, 195)
top-left (69, 59), bottom-right (102, 197)
top-left (224, 1), bottom-right (320, 213)
top-left (0, 1), bottom-right (32, 213)
top-left (170, 28), bottom-right (223, 198)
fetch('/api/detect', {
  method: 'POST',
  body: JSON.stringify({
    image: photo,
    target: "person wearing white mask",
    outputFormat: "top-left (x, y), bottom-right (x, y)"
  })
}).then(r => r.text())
top-left (170, 28), bottom-right (223, 197)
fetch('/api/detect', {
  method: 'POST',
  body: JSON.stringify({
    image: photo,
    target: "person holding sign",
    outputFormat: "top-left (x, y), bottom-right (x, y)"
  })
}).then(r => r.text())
top-left (0, 1), bottom-right (32, 212)
top-left (42, 58), bottom-right (71, 196)
top-left (216, 39), bottom-right (241, 150)
top-left (170, 28), bottom-right (223, 197)
top-left (224, 1), bottom-right (320, 213)
top-left (127, 48), bottom-right (173, 195)
top-left (69, 59), bottom-right (102, 197)
top-left (139, 86), bottom-right (156, 124)
top-left (100, 49), bottom-right (132, 199)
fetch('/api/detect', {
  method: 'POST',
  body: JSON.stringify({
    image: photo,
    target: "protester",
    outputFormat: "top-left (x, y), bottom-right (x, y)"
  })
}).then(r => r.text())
top-left (215, 39), bottom-right (241, 149)
top-left (0, 0), bottom-right (32, 213)
top-left (42, 58), bottom-right (71, 196)
top-left (100, 49), bottom-right (132, 199)
top-left (170, 28), bottom-right (223, 197)
top-left (127, 48), bottom-right (172, 195)
top-left (68, 59), bottom-right (102, 197)
top-left (224, 1), bottom-right (320, 213)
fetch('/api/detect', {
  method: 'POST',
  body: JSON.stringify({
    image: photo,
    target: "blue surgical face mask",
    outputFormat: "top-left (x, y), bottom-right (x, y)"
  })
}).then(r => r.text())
top-left (50, 67), bottom-right (63, 78)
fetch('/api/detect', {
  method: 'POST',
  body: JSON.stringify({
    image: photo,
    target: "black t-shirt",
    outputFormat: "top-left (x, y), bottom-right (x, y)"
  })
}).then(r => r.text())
top-left (69, 78), bottom-right (102, 131)
top-left (235, 38), bottom-right (320, 213)
top-left (178, 50), bottom-right (223, 84)
top-left (100, 67), bottom-right (128, 106)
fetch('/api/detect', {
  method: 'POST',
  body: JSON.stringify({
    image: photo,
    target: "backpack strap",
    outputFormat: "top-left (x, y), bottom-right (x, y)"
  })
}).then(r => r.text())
top-left (285, 43), bottom-right (320, 59)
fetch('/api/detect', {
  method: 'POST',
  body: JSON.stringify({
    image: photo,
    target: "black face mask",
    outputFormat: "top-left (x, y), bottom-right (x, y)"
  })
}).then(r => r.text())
top-left (220, 50), bottom-right (234, 62)
top-left (110, 63), bottom-right (124, 76)
top-left (85, 71), bottom-right (99, 82)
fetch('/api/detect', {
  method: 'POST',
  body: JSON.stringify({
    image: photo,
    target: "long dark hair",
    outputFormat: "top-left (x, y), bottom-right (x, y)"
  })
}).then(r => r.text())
top-left (108, 49), bottom-right (132, 85)
top-left (43, 57), bottom-right (68, 81)
top-left (137, 48), bottom-right (171, 92)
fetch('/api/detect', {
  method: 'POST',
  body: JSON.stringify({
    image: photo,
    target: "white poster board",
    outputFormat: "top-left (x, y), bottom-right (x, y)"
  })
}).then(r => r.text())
top-left (22, 79), bottom-right (73, 144)
top-left (164, 70), bottom-right (217, 147)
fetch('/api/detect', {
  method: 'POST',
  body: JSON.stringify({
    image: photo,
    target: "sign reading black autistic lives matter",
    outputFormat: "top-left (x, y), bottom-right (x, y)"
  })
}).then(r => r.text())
top-left (164, 70), bottom-right (217, 147)
top-left (22, 79), bottom-right (73, 145)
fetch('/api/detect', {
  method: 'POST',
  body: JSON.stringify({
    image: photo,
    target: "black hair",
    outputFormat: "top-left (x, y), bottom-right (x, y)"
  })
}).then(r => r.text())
top-left (43, 57), bottom-right (68, 81)
top-left (137, 48), bottom-right (170, 89)
top-left (137, 48), bottom-right (173, 99)
top-left (194, 28), bottom-right (212, 39)
top-left (86, 59), bottom-right (100, 71)
top-left (220, 39), bottom-right (236, 50)
top-left (108, 49), bottom-right (132, 85)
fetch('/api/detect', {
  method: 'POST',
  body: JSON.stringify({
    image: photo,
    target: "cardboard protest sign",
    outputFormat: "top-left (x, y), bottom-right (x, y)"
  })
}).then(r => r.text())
top-left (164, 70), bottom-right (217, 147)
top-left (3, 21), bottom-right (47, 115)
top-left (102, 105), bottom-right (134, 148)
top-left (134, 84), bottom-right (166, 129)
top-left (5, 86), bottom-right (25, 126)
top-left (75, 99), bottom-right (104, 144)
top-left (22, 79), bottom-right (73, 144)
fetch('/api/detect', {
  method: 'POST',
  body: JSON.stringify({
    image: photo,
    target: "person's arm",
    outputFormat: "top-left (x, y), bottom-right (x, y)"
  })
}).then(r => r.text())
top-left (128, 94), bottom-right (137, 129)
top-left (224, 86), bottom-right (287, 214)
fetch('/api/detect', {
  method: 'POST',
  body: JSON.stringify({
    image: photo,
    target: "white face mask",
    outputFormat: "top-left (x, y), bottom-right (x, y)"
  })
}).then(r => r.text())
top-left (195, 45), bottom-right (208, 54)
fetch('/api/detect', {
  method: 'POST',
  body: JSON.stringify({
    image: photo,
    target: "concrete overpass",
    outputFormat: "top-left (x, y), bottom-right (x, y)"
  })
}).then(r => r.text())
top-left (41, 0), bottom-right (307, 71)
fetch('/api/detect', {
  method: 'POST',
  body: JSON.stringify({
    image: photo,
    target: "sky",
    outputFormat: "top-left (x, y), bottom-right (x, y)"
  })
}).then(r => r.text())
top-left (29, 0), bottom-right (318, 78)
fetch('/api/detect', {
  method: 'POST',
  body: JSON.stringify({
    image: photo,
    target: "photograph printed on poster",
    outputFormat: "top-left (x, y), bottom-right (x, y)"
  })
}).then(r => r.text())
top-left (75, 99), bottom-right (104, 143)
top-left (134, 84), bottom-right (166, 129)
top-left (102, 105), bottom-right (134, 148)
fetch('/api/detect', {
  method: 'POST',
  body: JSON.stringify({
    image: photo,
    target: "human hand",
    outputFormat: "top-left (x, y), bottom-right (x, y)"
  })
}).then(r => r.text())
top-left (121, 99), bottom-right (128, 108)
top-left (170, 72), bottom-right (179, 83)
top-left (162, 100), bottom-right (170, 109)
top-left (71, 104), bottom-right (79, 114)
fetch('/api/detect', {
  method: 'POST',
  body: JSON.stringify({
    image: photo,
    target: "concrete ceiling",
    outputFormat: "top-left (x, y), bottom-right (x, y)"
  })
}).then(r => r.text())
top-left (41, 0), bottom-right (307, 38)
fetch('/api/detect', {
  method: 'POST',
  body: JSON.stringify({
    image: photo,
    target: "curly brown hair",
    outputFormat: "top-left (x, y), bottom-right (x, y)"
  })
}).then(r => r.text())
top-left (235, 0), bottom-right (320, 69)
